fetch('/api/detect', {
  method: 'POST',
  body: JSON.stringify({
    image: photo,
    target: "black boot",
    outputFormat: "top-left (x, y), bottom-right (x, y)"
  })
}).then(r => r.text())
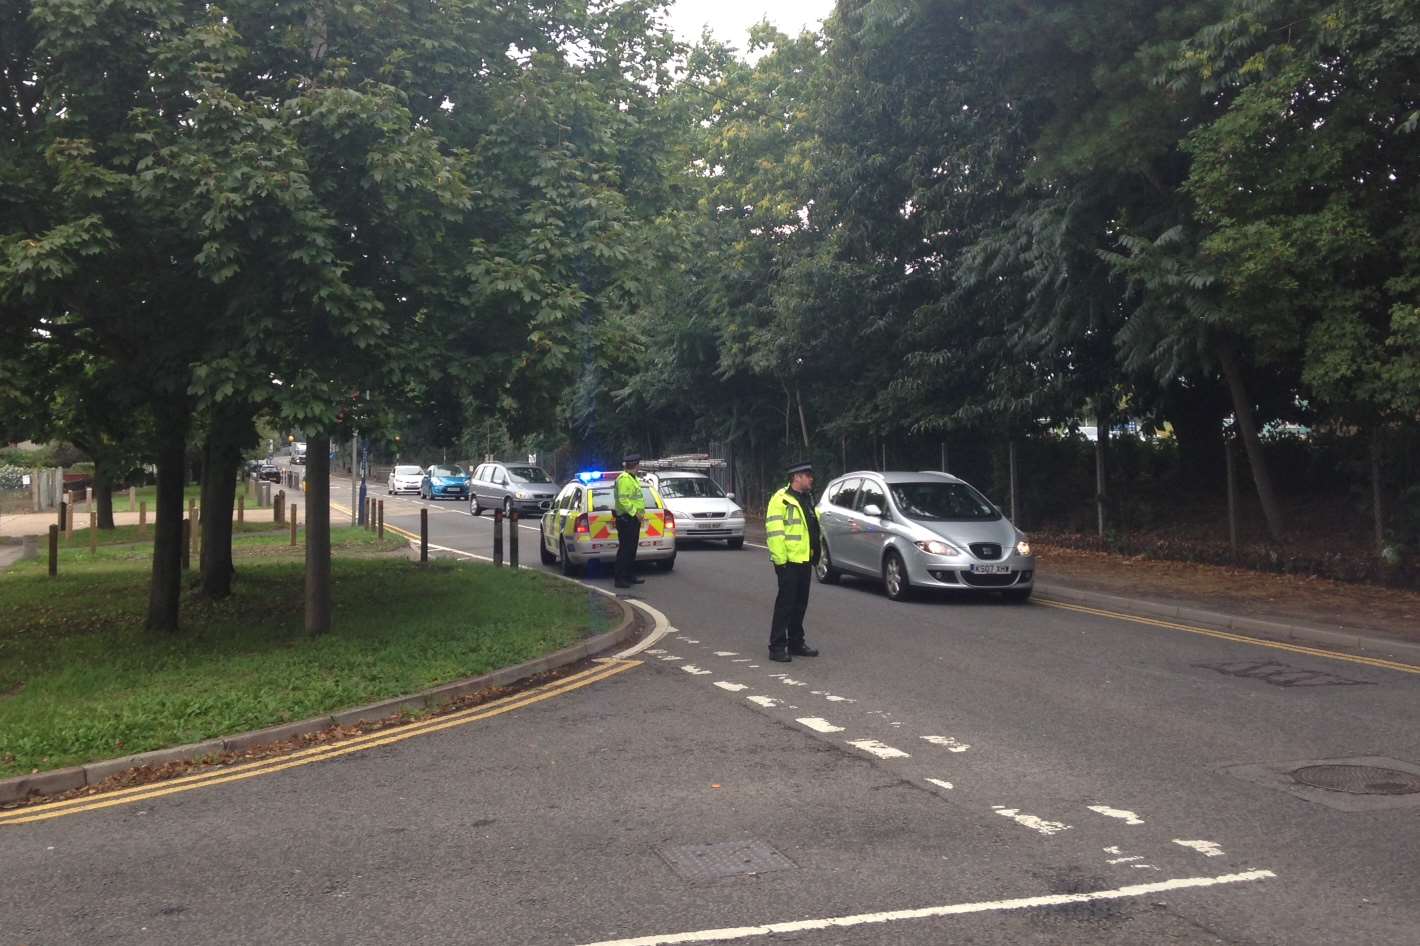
top-left (768, 648), bottom-right (791, 663)
top-left (788, 642), bottom-right (819, 657)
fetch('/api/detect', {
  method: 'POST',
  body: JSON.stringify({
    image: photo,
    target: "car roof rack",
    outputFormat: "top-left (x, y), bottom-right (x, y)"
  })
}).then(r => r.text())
top-left (637, 454), bottom-right (727, 472)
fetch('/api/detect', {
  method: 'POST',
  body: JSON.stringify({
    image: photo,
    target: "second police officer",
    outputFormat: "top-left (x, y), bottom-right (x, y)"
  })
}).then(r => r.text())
top-left (613, 453), bottom-right (646, 589)
top-left (765, 460), bottom-right (821, 662)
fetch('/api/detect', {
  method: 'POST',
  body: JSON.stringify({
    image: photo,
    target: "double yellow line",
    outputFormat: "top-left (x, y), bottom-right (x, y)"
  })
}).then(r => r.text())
top-left (0, 659), bottom-right (640, 827)
top-left (1038, 598), bottom-right (1420, 675)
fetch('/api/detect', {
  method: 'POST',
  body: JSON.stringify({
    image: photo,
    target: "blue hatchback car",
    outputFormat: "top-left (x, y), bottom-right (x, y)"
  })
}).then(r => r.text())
top-left (420, 464), bottom-right (470, 501)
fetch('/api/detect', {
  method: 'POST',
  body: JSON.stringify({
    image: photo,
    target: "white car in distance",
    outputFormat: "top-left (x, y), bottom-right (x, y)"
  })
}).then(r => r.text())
top-left (643, 471), bottom-right (745, 549)
top-left (387, 464), bottom-right (424, 495)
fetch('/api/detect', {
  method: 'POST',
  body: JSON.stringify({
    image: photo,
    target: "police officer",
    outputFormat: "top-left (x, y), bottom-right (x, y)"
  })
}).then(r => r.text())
top-left (613, 454), bottom-right (646, 589)
top-left (765, 460), bottom-right (821, 662)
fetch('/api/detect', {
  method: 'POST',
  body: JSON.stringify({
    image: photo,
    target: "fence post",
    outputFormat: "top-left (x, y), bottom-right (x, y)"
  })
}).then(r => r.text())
top-left (89, 511), bottom-right (97, 554)
top-left (139, 500), bottom-right (147, 535)
top-left (509, 511), bottom-right (519, 569)
top-left (66, 498), bottom-right (76, 542)
top-left (290, 504), bottom-right (299, 546)
top-left (377, 500), bottom-right (384, 539)
top-left (420, 508), bottom-right (428, 563)
top-left (48, 524), bottom-right (58, 577)
top-left (58, 499), bottom-right (67, 533)
top-left (182, 519), bottom-right (191, 571)
top-left (493, 508), bottom-right (504, 566)
top-left (275, 491), bottom-right (284, 525)
top-left (129, 485), bottom-right (137, 511)
top-left (238, 495), bottom-right (245, 524)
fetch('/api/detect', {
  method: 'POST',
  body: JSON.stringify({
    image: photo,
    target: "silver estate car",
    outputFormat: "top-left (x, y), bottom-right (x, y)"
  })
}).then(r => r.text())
top-left (815, 471), bottom-right (1035, 601)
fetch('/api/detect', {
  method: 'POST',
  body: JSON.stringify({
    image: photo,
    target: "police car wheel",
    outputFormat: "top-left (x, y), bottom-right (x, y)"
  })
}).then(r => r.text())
top-left (539, 531), bottom-right (556, 565)
top-left (559, 539), bottom-right (582, 576)
top-left (655, 552), bottom-right (676, 572)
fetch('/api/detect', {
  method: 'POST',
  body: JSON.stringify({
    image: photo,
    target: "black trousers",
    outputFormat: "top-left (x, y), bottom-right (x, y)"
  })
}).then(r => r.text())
top-left (614, 514), bottom-right (639, 582)
top-left (769, 562), bottom-right (812, 651)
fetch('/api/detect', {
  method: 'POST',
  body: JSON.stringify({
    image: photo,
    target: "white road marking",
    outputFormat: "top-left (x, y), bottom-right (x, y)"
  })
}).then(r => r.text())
top-left (921, 735), bottom-right (971, 752)
top-left (992, 806), bottom-right (1072, 836)
top-left (1133, 864), bottom-right (1162, 871)
top-left (846, 739), bottom-right (910, 760)
top-left (747, 664), bottom-right (760, 668)
top-left (684, 639), bottom-right (701, 644)
top-left (644, 649), bottom-right (667, 655)
top-left (571, 871), bottom-right (1277, 946)
top-left (713, 651), bottom-right (739, 657)
top-left (658, 655), bottom-right (683, 662)
top-left (1107, 856), bottom-right (1144, 864)
top-left (714, 682), bottom-right (748, 692)
top-left (925, 778), bottom-right (954, 791)
top-left (746, 696), bottom-right (781, 708)
top-left (1089, 805), bottom-right (1145, 826)
top-left (730, 658), bottom-right (753, 663)
top-left (780, 678), bottom-right (808, 687)
top-left (810, 690), bottom-right (856, 703)
top-left (1174, 839), bottom-right (1226, 857)
top-left (796, 717), bottom-right (845, 734)
top-left (680, 665), bottom-right (713, 675)
top-left (768, 673), bottom-right (789, 679)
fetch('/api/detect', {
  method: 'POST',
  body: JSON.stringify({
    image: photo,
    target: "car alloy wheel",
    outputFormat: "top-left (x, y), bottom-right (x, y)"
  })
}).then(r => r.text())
top-left (539, 527), bottom-right (556, 565)
top-left (883, 550), bottom-right (911, 601)
top-left (559, 539), bottom-right (581, 577)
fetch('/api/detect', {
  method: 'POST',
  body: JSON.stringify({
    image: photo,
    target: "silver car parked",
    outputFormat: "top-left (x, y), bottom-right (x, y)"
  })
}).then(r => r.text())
top-left (815, 471), bottom-right (1035, 601)
top-left (470, 461), bottom-right (558, 516)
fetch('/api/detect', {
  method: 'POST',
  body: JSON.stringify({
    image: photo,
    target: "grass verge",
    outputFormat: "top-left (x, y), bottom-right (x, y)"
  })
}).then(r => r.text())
top-left (0, 527), bottom-right (614, 778)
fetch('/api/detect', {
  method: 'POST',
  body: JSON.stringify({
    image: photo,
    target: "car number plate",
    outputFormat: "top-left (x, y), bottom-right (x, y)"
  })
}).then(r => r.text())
top-left (970, 564), bottom-right (1011, 574)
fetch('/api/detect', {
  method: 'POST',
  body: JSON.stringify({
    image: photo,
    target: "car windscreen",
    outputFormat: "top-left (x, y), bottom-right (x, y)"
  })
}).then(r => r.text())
top-left (431, 465), bottom-right (465, 477)
top-left (507, 466), bottom-right (551, 483)
top-left (590, 486), bottom-right (659, 511)
top-left (394, 466), bottom-right (422, 475)
top-left (888, 482), bottom-right (1000, 521)
top-left (656, 477), bottom-right (725, 499)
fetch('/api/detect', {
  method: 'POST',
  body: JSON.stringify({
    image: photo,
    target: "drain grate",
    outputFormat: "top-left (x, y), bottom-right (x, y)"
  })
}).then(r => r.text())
top-left (1291, 764), bottom-right (1420, 796)
top-left (657, 840), bottom-right (796, 882)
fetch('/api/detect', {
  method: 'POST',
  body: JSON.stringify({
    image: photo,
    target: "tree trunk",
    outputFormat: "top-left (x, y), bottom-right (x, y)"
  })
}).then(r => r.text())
top-left (146, 427), bottom-right (188, 632)
top-left (1095, 401), bottom-right (1109, 538)
top-left (199, 423), bottom-right (242, 599)
top-left (305, 434), bottom-right (332, 635)
top-left (95, 458), bottom-right (116, 530)
top-left (795, 384), bottom-right (810, 450)
top-left (1215, 338), bottom-right (1285, 543)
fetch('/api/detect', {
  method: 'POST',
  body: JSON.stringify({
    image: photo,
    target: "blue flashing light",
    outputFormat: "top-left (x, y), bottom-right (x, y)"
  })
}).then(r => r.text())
top-left (576, 470), bottom-right (603, 484)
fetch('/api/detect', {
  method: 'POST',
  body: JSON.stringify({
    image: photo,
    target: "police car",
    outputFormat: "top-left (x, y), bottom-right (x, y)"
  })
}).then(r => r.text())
top-left (539, 471), bottom-right (677, 576)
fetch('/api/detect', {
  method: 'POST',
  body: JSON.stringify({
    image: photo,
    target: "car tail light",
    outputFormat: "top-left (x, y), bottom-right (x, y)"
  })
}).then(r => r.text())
top-left (662, 509), bottom-right (675, 531)
top-left (575, 513), bottom-right (590, 535)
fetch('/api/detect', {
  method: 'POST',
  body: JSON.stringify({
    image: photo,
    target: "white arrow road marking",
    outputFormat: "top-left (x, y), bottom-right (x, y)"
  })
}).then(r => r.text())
top-left (714, 682), bottom-right (748, 692)
top-left (921, 736), bottom-right (971, 752)
top-left (1174, 839), bottom-right (1226, 857)
top-left (992, 806), bottom-right (1072, 836)
top-left (796, 717), bottom-right (845, 734)
top-left (746, 696), bottom-right (780, 708)
top-left (846, 739), bottom-right (910, 760)
top-left (1089, 805), bottom-right (1145, 825)
top-left (680, 665), bottom-right (712, 675)
top-left (570, 871), bottom-right (1277, 946)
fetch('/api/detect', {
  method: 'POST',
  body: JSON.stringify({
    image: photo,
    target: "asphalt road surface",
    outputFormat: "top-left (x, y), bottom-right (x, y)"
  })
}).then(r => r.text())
top-left (5, 478), bottom-right (1419, 946)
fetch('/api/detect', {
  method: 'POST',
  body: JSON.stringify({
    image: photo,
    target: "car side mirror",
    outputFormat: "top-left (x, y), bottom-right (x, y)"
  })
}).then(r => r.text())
top-left (726, 492), bottom-right (736, 500)
top-left (863, 503), bottom-right (884, 518)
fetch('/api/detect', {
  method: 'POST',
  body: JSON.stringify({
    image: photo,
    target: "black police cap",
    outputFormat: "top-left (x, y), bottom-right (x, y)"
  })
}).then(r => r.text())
top-left (785, 460), bottom-right (814, 477)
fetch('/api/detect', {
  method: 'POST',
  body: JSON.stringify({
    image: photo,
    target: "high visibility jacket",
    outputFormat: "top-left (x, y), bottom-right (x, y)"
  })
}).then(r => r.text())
top-left (614, 471), bottom-right (645, 518)
top-left (765, 487), bottom-right (814, 566)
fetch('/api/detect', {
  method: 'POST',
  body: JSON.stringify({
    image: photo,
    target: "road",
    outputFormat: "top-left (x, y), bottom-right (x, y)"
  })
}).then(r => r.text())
top-left (5, 477), bottom-right (1419, 946)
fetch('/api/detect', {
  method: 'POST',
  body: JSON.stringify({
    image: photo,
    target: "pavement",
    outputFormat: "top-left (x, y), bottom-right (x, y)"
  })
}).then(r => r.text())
top-left (5, 471), bottom-right (1420, 945)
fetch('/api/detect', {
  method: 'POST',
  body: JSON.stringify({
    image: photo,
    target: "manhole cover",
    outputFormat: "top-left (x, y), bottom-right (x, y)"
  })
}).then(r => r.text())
top-left (657, 840), bottom-right (796, 882)
top-left (1291, 764), bottom-right (1420, 795)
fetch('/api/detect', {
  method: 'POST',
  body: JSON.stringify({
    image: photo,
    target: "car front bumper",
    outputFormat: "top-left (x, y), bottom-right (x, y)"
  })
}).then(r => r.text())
top-left (429, 484), bottom-right (467, 498)
top-left (905, 550), bottom-right (1035, 591)
top-left (675, 517), bottom-right (745, 541)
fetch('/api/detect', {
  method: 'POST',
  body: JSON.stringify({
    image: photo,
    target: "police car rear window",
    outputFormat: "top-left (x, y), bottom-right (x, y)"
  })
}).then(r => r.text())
top-left (590, 487), bottom-right (659, 511)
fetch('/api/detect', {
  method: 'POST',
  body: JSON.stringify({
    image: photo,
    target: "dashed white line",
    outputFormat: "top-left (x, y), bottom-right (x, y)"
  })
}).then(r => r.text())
top-left (992, 807), bottom-right (1072, 836)
top-left (846, 739), bottom-right (910, 760)
top-left (925, 778), bottom-right (955, 791)
top-left (921, 735), bottom-right (971, 752)
top-left (1089, 805), bottom-right (1145, 826)
top-left (780, 678), bottom-right (808, 687)
top-left (658, 655), bottom-right (683, 662)
top-left (730, 658), bottom-right (753, 663)
top-left (680, 665), bottom-right (713, 675)
top-left (796, 717), bottom-right (845, 734)
top-left (1174, 839), bottom-right (1226, 857)
top-left (713, 651), bottom-right (739, 657)
top-left (746, 696), bottom-right (781, 708)
top-left (571, 871), bottom-right (1277, 946)
top-left (714, 682), bottom-right (748, 692)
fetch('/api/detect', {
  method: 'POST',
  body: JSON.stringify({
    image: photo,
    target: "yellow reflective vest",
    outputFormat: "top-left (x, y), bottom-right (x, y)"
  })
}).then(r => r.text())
top-left (765, 487), bottom-right (813, 565)
top-left (614, 471), bottom-right (645, 518)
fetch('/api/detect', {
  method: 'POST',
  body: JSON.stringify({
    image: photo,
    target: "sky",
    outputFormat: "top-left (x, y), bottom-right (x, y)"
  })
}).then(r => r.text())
top-left (663, 0), bottom-right (835, 49)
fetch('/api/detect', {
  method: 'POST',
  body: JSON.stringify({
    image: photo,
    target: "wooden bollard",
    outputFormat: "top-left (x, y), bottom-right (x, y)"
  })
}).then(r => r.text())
top-left (275, 491), bottom-right (284, 525)
top-left (89, 511), bottom-right (97, 553)
top-left (58, 500), bottom-right (68, 535)
top-left (493, 508), bottom-right (504, 566)
top-left (128, 486), bottom-right (137, 510)
top-left (193, 504), bottom-right (201, 559)
top-left (48, 525), bottom-right (58, 577)
top-left (182, 519), bottom-right (191, 571)
top-left (66, 501), bottom-right (75, 542)
top-left (139, 500), bottom-right (147, 534)
top-left (237, 495), bottom-right (245, 524)
top-left (420, 508), bottom-right (428, 563)
top-left (290, 504), bottom-right (299, 546)
top-left (377, 500), bottom-right (384, 539)
top-left (367, 497), bottom-right (375, 530)
top-left (509, 511), bottom-right (519, 569)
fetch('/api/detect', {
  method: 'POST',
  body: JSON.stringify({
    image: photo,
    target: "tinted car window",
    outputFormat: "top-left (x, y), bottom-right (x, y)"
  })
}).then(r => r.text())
top-left (831, 478), bottom-right (862, 509)
top-left (394, 465), bottom-right (422, 475)
top-left (856, 480), bottom-right (886, 514)
top-left (591, 486), bottom-right (659, 511)
top-left (889, 482), bottom-right (1000, 521)
top-left (507, 466), bottom-right (551, 483)
top-left (656, 477), bottom-right (725, 499)
top-left (431, 465), bottom-right (465, 477)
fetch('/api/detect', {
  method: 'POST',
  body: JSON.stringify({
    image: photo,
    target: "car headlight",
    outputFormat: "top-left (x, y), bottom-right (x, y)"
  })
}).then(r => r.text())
top-left (914, 540), bottom-right (960, 556)
top-left (1016, 539), bottom-right (1031, 557)
top-left (515, 490), bottom-right (530, 499)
